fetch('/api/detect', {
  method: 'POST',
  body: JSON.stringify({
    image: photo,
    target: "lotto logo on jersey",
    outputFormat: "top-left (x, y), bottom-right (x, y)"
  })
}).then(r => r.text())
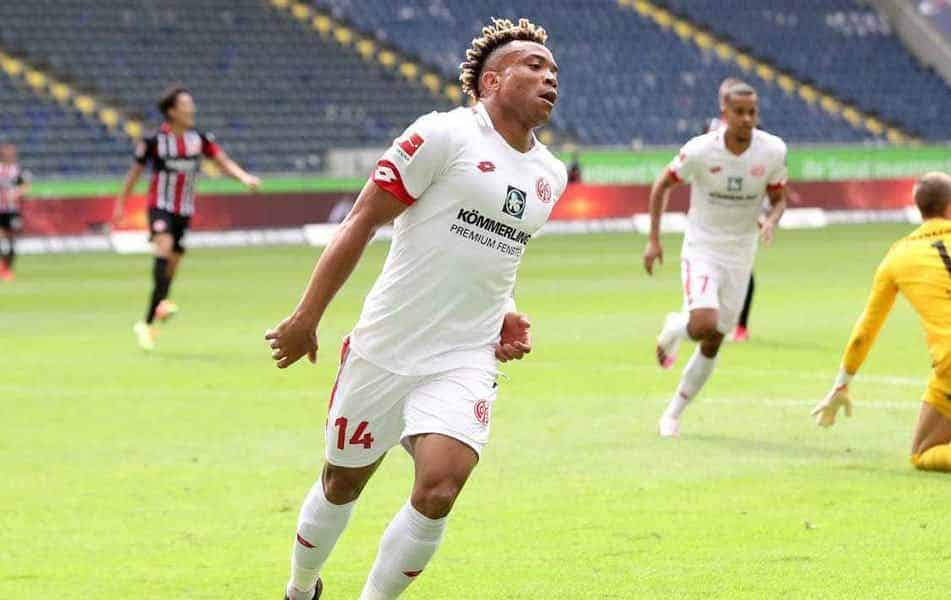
top-left (503, 185), bottom-right (527, 219)
top-left (374, 162), bottom-right (398, 183)
top-left (397, 133), bottom-right (425, 160)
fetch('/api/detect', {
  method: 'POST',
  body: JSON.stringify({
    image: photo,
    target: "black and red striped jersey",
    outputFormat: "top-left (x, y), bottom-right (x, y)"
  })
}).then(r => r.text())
top-left (0, 162), bottom-right (29, 213)
top-left (135, 123), bottom-right (220, 216)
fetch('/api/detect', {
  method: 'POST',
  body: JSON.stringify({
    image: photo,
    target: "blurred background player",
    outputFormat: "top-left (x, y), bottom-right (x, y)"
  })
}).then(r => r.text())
top-left (812, 172), bottom-right (951, 473)
top-left (0, 143), bottom-right (30, 282)
top-left (265, 17), bottom-right (564, 600)
top-left (113, 86), bottom-right (260, 351)
top-left (644, 82), bottom-right (788, 437)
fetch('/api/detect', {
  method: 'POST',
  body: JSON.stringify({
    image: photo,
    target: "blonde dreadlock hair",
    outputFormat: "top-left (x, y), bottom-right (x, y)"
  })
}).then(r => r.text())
top-left (459, 17), bottom-right (548, 101)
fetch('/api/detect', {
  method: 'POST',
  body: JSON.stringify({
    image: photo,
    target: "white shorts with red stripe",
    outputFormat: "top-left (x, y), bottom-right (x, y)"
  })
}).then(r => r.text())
top-left (324, 337), bottom-right (499, 468)
top-left (680, 251), bottom-right (752, 334)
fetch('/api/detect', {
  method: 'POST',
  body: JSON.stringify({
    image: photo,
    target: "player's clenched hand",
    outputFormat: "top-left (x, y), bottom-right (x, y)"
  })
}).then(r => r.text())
top-left (811, 385), bottom-right (853, 427)
top-left (496, 312), bottom-right (531, 363)
top-left (265, 315), bottom-right (318, 369)
top-left (643, 239), bottom-right (663, 275)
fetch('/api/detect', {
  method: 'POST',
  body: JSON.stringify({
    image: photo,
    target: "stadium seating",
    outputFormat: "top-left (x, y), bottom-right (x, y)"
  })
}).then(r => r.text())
top-left (313, 0), bottom-right (883, 145)
top-left (915, 0), bottom-right (951, 42)
top-left (661, 0), bottom-right (951, 141)
top-left (1, 0), bottom-right (948, 177)
top-left (0, 73), bottom-right (129, 177)
top-left (0, 0), bottom-right (451, 175)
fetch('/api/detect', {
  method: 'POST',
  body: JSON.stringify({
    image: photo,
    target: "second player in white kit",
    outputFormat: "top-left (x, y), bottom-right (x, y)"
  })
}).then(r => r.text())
top-left (266, 18), bottom-right (565, 600)
top-left (643, 82), bottom-right (788, 437)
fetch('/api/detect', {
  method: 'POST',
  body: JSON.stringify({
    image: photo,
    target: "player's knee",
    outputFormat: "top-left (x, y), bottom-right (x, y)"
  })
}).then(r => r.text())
top-left (687, 318), bottom-right (718, 341)
top-left (153, 234), bottom-right (173, 257)
top-left (322, 463), bottom-right (372, 504)
top-left (411, 479), bottom-right (464, 519)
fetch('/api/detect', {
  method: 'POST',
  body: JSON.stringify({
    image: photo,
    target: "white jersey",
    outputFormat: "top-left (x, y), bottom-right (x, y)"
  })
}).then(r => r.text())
top-left (351, 103), bottom-right (567, 376)
top-left (668, 128), bottom-right (787, 267)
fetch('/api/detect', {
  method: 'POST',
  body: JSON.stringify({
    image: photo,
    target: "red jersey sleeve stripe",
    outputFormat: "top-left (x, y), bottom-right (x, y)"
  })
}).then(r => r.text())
top-left (666, 167), bottom-right (682, 184)
top-left (766, 182), bottom-right (785, 192)
top-left (203, 140), bottom-right (220, 158)
top-left (372, 159), bottom-right (416, 206)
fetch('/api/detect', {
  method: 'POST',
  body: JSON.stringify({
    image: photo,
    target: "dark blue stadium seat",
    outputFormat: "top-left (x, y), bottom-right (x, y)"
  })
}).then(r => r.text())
top-left (0, 0), bottom-right (452, 175)
top-left (314, 0), bottom-right (893, 145)
top-left (661, 0), bottom-right (951, 141)
top-left (0, 74), bottom-right (130, 177)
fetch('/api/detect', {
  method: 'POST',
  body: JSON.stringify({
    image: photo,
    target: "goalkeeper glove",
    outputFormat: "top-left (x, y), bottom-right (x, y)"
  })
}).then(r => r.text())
top-left (811, 370), bottom-right (853, 427)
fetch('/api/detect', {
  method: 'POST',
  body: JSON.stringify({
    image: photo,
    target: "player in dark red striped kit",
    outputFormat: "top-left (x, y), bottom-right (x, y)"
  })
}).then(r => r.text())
top-left (114, 86), bottom-right (260, 350)
top-left (0, 143), bottom-right (30, 282)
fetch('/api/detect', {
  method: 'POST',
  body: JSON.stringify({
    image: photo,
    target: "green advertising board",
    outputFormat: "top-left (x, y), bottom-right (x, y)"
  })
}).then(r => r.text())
top-left (561, 145), bottom-right (951, 184)
top-left (27, 145), bottom-right (951, 198)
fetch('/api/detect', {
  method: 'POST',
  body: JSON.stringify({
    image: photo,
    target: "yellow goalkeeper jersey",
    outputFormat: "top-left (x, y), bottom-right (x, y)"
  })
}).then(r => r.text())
top-left (843, 218), bottom-right (951, 383)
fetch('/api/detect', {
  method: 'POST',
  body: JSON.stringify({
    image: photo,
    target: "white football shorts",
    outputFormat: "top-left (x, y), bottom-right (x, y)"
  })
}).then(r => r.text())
top-left (680, 252), bottom-right (753, 334)
top-left (324, 337), bottom-right (499, 468)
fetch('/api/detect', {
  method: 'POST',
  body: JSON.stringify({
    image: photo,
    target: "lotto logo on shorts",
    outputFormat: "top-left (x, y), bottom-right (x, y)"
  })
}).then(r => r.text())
top-left (152, 219), bottom-right (168, 233)
top-left (474, 399), bottom-right (490, 425)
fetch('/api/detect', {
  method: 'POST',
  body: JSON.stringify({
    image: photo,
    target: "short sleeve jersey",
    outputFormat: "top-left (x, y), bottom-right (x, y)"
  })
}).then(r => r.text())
top-left (668, 128), bottom-right (787, 266)
top-left (351, 103), bottom-right (568, 376)
top-left (135, 123), bottom-right (220, 216)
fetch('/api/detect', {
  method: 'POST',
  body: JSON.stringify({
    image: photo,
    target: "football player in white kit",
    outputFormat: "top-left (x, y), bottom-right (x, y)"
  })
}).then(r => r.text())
top-left (643, 82), bottom-right (788, 437)
top-left (265, 18), bottom-right (566, 600)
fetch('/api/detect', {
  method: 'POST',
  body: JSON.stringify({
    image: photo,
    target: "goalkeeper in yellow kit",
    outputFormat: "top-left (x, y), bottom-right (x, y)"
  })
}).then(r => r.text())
top-left (812, 172), bottom-right (951, 472)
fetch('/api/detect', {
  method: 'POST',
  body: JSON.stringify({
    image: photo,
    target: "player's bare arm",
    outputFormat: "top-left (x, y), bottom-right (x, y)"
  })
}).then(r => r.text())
top-left (213, 150), bottom-right (260, 190)
top-left (813, 250), bottom-right (897, 427)
top-left (644, 169), bottom-right (680, 275)
top-left (113, 162), bottom-right (144, 223)
top-left (760, 186), bottom-right (786, 246)
top-left (266, 180), bottom-right (408, 368)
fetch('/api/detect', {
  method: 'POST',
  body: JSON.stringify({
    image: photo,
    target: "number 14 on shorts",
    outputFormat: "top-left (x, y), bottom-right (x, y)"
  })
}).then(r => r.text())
top-left (334, 417), bottom-right (375, 449)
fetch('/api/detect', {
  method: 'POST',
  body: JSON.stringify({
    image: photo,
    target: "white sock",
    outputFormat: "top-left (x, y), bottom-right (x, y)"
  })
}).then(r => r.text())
top-left (359, 502), bottom-right (448, 600)
top-left (663, 348), bottom-right (717, 420)
top-left (669, 311), bottom-right (688, 339)
top-left (286, 480), bottom-right (356, 600)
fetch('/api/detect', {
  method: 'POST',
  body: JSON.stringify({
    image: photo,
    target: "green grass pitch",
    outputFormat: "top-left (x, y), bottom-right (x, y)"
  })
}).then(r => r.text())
top-left (3, 224), bottom-right (949, 598)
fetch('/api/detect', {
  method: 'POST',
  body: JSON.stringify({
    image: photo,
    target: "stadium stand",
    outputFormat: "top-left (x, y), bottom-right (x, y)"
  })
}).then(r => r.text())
top-left (915, 0), bottom-right (951, 40)
top-left (662, 0), bottom-right (951, 141)
top-left (0, 71), bottom-right (129, 177)
top-left (314, 0), bottom-right (888, 145)
top-left (0, 0), bottom-right (451, 175)
top-left (0, 0), bottom-right (948, 177)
